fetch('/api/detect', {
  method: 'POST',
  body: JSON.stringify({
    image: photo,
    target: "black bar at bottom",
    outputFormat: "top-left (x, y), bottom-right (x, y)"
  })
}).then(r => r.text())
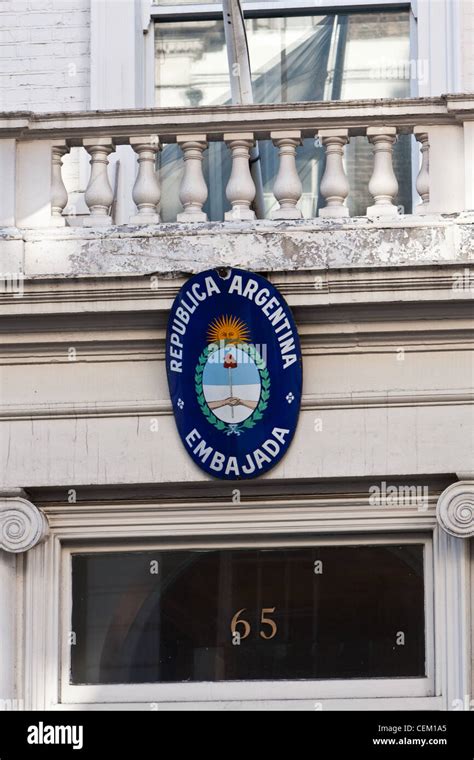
top-left (0, 710), bottom-right (472, 757)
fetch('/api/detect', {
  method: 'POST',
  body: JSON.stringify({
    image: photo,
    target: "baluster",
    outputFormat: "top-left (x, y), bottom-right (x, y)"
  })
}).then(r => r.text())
top-left (83, 138), bottom-right (114, 226)
top-left (414, 128), bottom-right (430, 214)
top-left (51, 141), bottom-right (69, 225)
top-left (177, 135), bottom-right (208, 222)
top-left (224, 133), bottom-right (256, 221)
top-left (366, 127), bottom-right (399, 217)
top-left (130, 136), bottom-right (161, 224)
top-left (317, 128), bottom-right (350, 217)
top-left (270, 130), bottom-right (303, 219)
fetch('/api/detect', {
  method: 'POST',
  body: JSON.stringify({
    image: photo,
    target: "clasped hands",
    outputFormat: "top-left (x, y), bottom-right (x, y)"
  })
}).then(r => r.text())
top-left (208, 397), bottom-right (257, 411)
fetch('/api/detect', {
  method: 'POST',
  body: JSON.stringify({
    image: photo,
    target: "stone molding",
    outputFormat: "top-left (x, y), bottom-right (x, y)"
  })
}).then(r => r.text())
top-left (0, 490), bottom-right (49, 553)
top-left (436, 481), bottom-right (474, 538)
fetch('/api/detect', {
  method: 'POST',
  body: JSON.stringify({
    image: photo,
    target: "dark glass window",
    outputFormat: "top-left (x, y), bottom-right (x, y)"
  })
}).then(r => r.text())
top-left (71, 544), bottom-right (425, 684)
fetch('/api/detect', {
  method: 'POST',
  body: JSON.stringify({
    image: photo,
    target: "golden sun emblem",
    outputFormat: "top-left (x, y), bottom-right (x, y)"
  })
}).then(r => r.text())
top-left (207, 315), bottom-right (250, 344)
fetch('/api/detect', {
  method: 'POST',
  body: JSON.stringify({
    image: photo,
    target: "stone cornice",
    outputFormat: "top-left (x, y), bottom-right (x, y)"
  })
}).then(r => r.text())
top-left (1, 264), bottom-right (474, 309)
top-left (1, 95), bottom-right (474, 141)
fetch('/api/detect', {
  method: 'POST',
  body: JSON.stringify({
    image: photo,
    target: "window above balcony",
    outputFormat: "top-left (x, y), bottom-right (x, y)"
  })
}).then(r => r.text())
top-left (154, 9), bottom-right (411, 108)
top-left (153, 7), bottom-right (412, 219)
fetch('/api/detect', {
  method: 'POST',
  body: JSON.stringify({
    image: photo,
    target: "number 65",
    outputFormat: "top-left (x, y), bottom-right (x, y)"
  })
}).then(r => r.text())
top-left (230, 607), bottom-right (277, 640)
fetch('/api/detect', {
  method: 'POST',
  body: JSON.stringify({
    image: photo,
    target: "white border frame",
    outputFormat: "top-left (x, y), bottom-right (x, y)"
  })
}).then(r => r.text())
top-left (59, 533), bottom-right (434, 706)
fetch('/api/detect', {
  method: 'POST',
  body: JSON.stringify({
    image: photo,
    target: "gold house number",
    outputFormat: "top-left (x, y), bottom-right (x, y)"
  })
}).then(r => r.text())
top-left (230, 607), bottom-right (277, 641)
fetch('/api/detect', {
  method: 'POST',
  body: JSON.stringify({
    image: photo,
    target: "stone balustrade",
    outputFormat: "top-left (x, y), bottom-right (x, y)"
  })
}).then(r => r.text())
top-left (1, 95), bottom-right (473, 228)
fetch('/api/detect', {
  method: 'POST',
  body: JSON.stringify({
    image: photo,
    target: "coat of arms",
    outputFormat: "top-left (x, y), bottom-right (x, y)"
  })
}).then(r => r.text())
top-left (166, 268), bottom-right (302, 480)
top-left (194, 315), bottom-right (270, 435)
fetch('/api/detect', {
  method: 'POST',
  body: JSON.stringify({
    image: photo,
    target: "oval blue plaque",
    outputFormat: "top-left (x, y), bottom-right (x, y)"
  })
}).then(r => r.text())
top-left (166, 268), bottom-right (302, 480)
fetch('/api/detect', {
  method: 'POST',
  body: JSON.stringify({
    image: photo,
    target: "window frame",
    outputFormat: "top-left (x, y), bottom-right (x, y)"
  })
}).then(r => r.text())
top-left (147, 0), bottom-right (465, 99)
top-left (89, 0), bottom-right (462, 110)
top-left (151, 2), bottom-right (412, 21)
top-left (150, 1), bottom-right (417, 99)
top-left (23, 492), bottom-right (470, 711)
top-left (60, 532), bottom-right (435, 707)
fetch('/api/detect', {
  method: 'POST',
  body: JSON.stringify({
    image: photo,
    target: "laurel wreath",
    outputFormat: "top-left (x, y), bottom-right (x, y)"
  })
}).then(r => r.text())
top-left (195, 343), bottom-right (270, 434)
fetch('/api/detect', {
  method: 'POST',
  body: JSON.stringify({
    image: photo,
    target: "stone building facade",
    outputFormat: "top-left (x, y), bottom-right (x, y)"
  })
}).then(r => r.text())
top-left (0, 0), bottom-right (473, 710)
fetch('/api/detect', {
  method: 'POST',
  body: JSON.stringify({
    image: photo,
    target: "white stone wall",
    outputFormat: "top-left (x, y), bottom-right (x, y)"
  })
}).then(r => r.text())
top-left (1, 218), bottom-right (473, 487)
top-left (0, 0), bottom-right (90, 112)
top-left (461, 0), bottom-right (474, 92)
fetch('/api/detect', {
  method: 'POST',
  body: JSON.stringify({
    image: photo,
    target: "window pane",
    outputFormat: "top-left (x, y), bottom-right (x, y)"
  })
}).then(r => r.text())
top-left (155, 13), bottom-right (410, 105)
top-left (71, 544), bottom-right (425, 684)
top-left (155, 20), bottom-right (227, 107)
top-left (155, 11), bottom-right (411, 219)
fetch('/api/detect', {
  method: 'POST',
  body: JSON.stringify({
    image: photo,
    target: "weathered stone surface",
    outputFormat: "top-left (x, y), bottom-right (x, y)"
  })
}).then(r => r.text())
top-left (12, 213), bottom-right (474, 279)
top-left (0, 239), bottom-right (24, 273)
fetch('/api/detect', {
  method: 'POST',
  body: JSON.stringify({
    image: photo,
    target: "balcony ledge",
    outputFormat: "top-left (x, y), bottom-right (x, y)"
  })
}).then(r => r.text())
top-left (1, 95), bottom-right (474, 141)
top-left (0, 213), bottom-right (472, 280)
